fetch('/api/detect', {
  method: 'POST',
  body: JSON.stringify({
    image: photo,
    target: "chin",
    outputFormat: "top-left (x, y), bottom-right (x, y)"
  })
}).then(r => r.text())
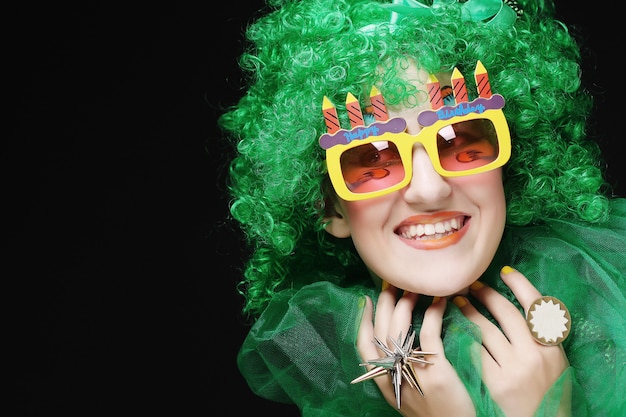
top-left (397, 268), bottom-right (480, 296)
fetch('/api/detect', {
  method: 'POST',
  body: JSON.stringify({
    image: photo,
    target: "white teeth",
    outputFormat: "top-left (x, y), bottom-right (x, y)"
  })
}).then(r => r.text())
top-left (412, 224), bottom-right (424, 236)
top-left (400, 216), bottom-right (464, 239)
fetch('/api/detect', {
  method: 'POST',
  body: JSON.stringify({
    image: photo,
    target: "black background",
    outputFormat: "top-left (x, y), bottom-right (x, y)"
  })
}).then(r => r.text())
top-left (9, 2), bottom-right (621, 416)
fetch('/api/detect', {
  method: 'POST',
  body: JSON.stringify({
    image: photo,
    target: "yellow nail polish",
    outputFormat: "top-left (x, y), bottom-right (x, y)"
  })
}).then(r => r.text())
top-left (469, 281), bottom-right (483, 291)
top-left (452, 296), bottom-right (467, 308)
top-left (501, 265), bottom-right (516, 275)
top-left (381, 280), bottom-right (389, 290)
top-left (432, 296), bottom-right (440, 304)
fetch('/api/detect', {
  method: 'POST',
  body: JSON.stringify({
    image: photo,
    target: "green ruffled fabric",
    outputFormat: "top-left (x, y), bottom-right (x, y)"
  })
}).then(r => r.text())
top-left (237, 199), bottom-right (626, 416)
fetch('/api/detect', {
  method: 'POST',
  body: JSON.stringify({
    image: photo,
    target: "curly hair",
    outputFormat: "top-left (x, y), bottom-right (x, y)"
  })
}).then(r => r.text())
top-left (218, 0), bottom-right (611, 318)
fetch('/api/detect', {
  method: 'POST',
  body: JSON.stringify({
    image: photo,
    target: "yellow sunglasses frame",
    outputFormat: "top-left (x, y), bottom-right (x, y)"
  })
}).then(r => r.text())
top-left (326, 108), bottom-right (511, 201)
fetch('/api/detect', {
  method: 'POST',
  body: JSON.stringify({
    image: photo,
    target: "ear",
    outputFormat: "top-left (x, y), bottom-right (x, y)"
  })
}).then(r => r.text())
top-left (322, 200), bottom-right (351, 238)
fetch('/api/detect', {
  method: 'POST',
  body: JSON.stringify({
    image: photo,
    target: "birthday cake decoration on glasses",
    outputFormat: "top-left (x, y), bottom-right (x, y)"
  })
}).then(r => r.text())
top-left (319, 61), bottom-right (512, 202)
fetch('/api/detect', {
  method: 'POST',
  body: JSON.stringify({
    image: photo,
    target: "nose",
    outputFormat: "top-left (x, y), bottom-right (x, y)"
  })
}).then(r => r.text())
top-left (402, 144), bottom-right (452, 203)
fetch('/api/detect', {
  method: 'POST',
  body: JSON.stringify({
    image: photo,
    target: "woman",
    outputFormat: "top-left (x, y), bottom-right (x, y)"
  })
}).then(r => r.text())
top-left (219, 0), bottom-right (625, 415)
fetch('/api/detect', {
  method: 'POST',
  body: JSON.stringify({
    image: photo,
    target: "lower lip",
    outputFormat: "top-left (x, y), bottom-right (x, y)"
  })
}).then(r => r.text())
top-left (399, 218), bottom-right (470, 250)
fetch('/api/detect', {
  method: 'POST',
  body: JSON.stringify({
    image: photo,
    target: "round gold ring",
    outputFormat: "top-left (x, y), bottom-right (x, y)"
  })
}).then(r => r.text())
top-left (526, 296), bottom-right (571, 346)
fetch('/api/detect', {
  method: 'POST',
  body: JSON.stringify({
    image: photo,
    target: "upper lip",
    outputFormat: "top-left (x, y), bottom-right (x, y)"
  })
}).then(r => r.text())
top-left (395, 212), bottom-right (468, 239)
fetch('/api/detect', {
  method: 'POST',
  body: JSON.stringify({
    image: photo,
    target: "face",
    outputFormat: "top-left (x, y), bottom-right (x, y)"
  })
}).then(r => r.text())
top-left (325, 64), bottom-right (507, 296)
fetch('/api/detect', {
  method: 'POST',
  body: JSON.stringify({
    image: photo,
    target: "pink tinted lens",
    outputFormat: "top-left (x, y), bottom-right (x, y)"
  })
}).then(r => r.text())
top-left (437, 119), bottom-right (499, 172)
top-left (340, 140), bottom-right (406, 194)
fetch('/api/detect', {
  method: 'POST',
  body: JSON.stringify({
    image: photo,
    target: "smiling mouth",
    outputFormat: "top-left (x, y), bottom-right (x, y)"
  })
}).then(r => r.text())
top-left (396, 216), bottom-right (467, 240)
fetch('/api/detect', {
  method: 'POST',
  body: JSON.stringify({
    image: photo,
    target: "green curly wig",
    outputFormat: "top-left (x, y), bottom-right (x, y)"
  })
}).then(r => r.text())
top-left (218, 0), bottom-right (611, 319)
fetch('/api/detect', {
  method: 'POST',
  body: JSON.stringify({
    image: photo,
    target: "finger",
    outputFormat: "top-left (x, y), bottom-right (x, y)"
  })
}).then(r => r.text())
top-left (419, 297), bottom-right (446, 354)
top-left (387, 290), bottom-right (418, 344)
top-left (500, 267), bottom-right (572, 351)
top-left (452, 295), bottom-right (506, 377)
top-left (373, 281), bottom-right (398, 345)
top-left (468, 280), bottom-right (532, 347)
top-left (452, 295), bottom-right (513, 367)
top-left (357, 295), bottom-right (377, 361)
top-left (355, 296), bottom-right (396, 402)
top-left (499, 266), bottom-right (542, 313)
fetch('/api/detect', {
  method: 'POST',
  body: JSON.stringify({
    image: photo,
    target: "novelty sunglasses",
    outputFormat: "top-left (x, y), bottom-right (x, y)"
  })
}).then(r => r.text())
top-left (319, 61), bottom-right (511, 201)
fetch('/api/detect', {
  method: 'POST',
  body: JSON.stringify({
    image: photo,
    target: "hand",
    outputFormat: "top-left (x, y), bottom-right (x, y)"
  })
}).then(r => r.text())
top-left (454, 267), bottom-right (570, 417)
top-left (357, 284), bottom-right (476, 417)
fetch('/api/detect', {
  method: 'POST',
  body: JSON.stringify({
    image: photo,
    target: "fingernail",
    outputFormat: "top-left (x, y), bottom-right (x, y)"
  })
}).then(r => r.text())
top-left (381, 280), bottom-right (389, 290)
top-left (469, 281), bottom-right (484, 291)
top-left (432, 296), bottom-right (440, 304)
top-left (452, 296), bottom-right (467, 308)
top-left (501, 265), bottom-right (516, 275)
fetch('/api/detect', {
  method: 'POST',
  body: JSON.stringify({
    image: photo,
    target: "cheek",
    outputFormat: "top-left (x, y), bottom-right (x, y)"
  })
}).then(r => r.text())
top-left (339, 199), bottom-right (380, 231)
top-left (338, 198), bottom-right (394, 247)
top-left (482, 171), bottom-right (506, 213)
top-left (454, 169), bottom-right (504, 202)
top-left (470, 171), bottom-right (507, 237)
top-left (452, 169), bottom-right (506, 224)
